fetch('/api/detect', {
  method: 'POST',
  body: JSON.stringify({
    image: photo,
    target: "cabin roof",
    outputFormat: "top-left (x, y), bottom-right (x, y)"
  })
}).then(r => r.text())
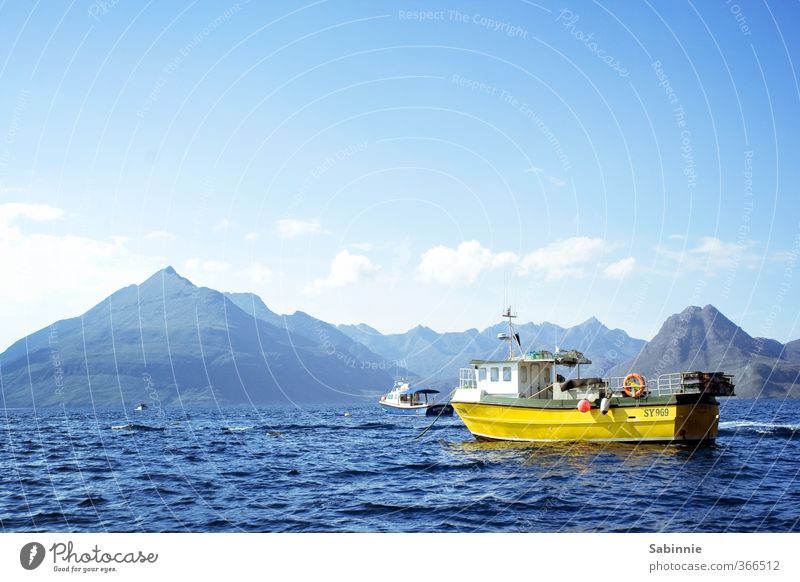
top-left (469, 357), bottom-right (554, 365)
top-left (470, 350), bottom-right (592, 367)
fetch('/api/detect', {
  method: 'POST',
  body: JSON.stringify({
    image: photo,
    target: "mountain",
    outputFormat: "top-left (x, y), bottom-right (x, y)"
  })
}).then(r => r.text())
top-left (3, 270), bottom-right (797, 406)
top-left (0, 268), bottom-right (396, 407)
top-left (608, 305), bottom-right (800, 397)
top-left (338, 316), bottom-right (646, 387)
top-left (225, 292), bottom-right (413, 381)
top-left (784, 339), bottom-right (800, 362)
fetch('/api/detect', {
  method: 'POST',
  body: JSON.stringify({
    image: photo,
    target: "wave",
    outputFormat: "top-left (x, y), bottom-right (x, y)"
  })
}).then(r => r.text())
top-left (221, 426), bottom-right (256, 432)
top-left (111, 424), bottom-right (165, 432)
top-left (77, 495), bottom-right (107, 507)
top-left (719, 420), bottom-right (799, 438)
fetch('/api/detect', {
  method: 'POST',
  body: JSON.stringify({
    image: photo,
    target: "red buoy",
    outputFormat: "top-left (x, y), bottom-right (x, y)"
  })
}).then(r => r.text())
top-left (577, 399), bottom-right (591, 413)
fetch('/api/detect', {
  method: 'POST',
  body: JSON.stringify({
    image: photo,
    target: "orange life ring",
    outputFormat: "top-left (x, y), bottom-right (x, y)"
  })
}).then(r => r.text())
top-left (623, 373), bottom-right (647, 398)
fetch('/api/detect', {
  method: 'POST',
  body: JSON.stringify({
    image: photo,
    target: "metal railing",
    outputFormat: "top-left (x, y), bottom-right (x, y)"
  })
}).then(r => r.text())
top-left (458, 369), bottom-right (733, 395)
top-left (605, 372), bottom-right (703, 396)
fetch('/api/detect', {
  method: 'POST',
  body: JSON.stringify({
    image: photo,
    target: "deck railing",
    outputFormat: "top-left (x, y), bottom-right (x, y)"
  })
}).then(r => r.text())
top-left (605, 372), bottom-right (733, 396)
top-left (606, 373), bottom-right (684, 396)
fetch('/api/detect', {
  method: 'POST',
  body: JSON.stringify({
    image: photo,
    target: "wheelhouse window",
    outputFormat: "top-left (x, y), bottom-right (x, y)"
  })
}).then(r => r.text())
top-left (478, 368), bottom-right (487, 381)
top-left (503, 367), bottom-right (512, 381)
top-left (490, 367), bottom-right (499, 382)
top-left (520, 366), bottom-right (528, 383)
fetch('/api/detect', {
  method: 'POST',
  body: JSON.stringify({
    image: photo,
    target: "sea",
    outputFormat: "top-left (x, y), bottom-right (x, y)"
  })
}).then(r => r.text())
top-left (1, 398), bottom-right (798, 532)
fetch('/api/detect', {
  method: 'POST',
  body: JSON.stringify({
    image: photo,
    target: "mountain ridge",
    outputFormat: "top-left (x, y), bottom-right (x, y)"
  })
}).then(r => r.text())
top-left (608, 304), bottom-right (800, 396)
top-left (0, 268), bottom-right (398, 407)
top-left (1, 269), bottom-right (798, 406)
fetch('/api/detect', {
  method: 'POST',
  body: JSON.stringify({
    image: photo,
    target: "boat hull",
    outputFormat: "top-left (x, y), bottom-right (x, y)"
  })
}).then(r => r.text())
top-left (451, 395), bottom-right (719, 444)
top-left (380, 402), bottom-right (454, 416)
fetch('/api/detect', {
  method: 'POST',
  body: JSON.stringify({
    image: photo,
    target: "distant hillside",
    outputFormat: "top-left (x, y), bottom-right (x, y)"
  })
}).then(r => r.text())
top-left (0, 268), bottom-right (396, 407)
top-left (225, 292), bottom-right (414, 381)
top-left (608, 305), bottom-right (800, 397)
top-left (2, 270), bottom-right (797, 406)
top-left (339, 316), bottom-right (646, 387)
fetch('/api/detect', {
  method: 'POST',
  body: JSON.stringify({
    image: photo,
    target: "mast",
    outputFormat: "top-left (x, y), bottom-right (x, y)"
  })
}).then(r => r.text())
top-left (502, 306), bottom-right (517, 359)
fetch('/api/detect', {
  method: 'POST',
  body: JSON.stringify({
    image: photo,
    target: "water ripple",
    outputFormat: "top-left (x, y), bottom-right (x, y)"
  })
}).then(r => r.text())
top-left (0, 399), bottom-right (797, 532)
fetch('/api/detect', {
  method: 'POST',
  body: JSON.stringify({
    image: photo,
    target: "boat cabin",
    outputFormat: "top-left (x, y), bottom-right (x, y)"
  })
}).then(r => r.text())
top-left (460, 350), bottom-right (608, 401)
top-left (468, 354), bottom-right (555, 398)
top-left (457, 308), bottom-right (609, 402)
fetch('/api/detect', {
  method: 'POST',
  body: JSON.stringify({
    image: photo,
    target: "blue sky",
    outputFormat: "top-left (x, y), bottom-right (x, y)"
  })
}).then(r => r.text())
top-left (1, 0), bottom-right (799, 349)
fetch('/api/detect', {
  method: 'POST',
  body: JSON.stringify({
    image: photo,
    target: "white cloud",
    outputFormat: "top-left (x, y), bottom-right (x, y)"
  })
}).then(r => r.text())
top-left (0, 203), bottom-right (159, 348)
top-left (604, 257), bottom-right (636, 279)
top-left (244, 232), bottom-right (260, 241)
top-left (143, 230), bottom-right (176, 240)
top-left (349, 242), bottom-right (374, 252)
top-left (524, 165), bottom-right (544, 174)
top-left (275, 218), bottom-right (323, 239)
top-left (519, 237), bottom-right (606, 281)
top-left (183, 258), bottom-right (229, 274)
top-left (213, 218), bottom-right (232, 232)
top-left (549, 176), bottom-right (567, 187)
top-left (655, 237), bottom-right (759, 274)
top-left (242, 262), bottom-right (272, 285)
top-left (0, 202), bottom-right (63, 240)
top-left (307, 250), bottom-right (379, 294)
top-left (417, 240), bottom-right (518, 285)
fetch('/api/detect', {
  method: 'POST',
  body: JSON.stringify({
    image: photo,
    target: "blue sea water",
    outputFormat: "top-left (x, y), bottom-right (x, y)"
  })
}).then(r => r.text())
top-left (0, 398), bottom-right (798, 532)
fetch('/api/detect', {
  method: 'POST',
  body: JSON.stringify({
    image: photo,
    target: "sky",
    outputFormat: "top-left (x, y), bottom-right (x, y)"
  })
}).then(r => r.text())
top-left (1, 0), bottom-right (799, 350)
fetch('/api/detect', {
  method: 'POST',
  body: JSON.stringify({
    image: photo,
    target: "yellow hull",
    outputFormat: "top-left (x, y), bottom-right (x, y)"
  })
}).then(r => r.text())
top-left (451, 401), bottom-right (720, 443)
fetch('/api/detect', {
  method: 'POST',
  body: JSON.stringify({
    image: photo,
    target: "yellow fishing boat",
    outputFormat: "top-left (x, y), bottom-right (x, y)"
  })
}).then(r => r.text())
top-left (450, 309), bottom-right (735, 445)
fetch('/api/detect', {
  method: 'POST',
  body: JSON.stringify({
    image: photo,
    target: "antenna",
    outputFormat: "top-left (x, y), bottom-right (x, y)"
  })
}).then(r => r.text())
top-left (502, 306), bottom-right (519, 359)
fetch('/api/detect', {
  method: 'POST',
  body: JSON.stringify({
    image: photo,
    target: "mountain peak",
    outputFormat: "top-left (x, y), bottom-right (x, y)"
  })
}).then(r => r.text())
top-left (407, 324), bottom-right (438, 340)
top-left (679, 304), bottom-right (720, 316)
top-left (135, 267), bottom-right (198, 300)
top-left (355, 323), bottom-right (381, 335)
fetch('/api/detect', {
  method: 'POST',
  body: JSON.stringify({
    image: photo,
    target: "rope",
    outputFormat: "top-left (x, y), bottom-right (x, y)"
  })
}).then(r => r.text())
top-left (414, 390), bottom-right (455, 440)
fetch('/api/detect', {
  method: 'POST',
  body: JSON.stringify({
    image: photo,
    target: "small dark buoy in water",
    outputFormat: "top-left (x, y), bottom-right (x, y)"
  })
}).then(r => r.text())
top-left (288, 469), bottom-right (300, 476)
top-left (267, 431), bottom-right (283, 437)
